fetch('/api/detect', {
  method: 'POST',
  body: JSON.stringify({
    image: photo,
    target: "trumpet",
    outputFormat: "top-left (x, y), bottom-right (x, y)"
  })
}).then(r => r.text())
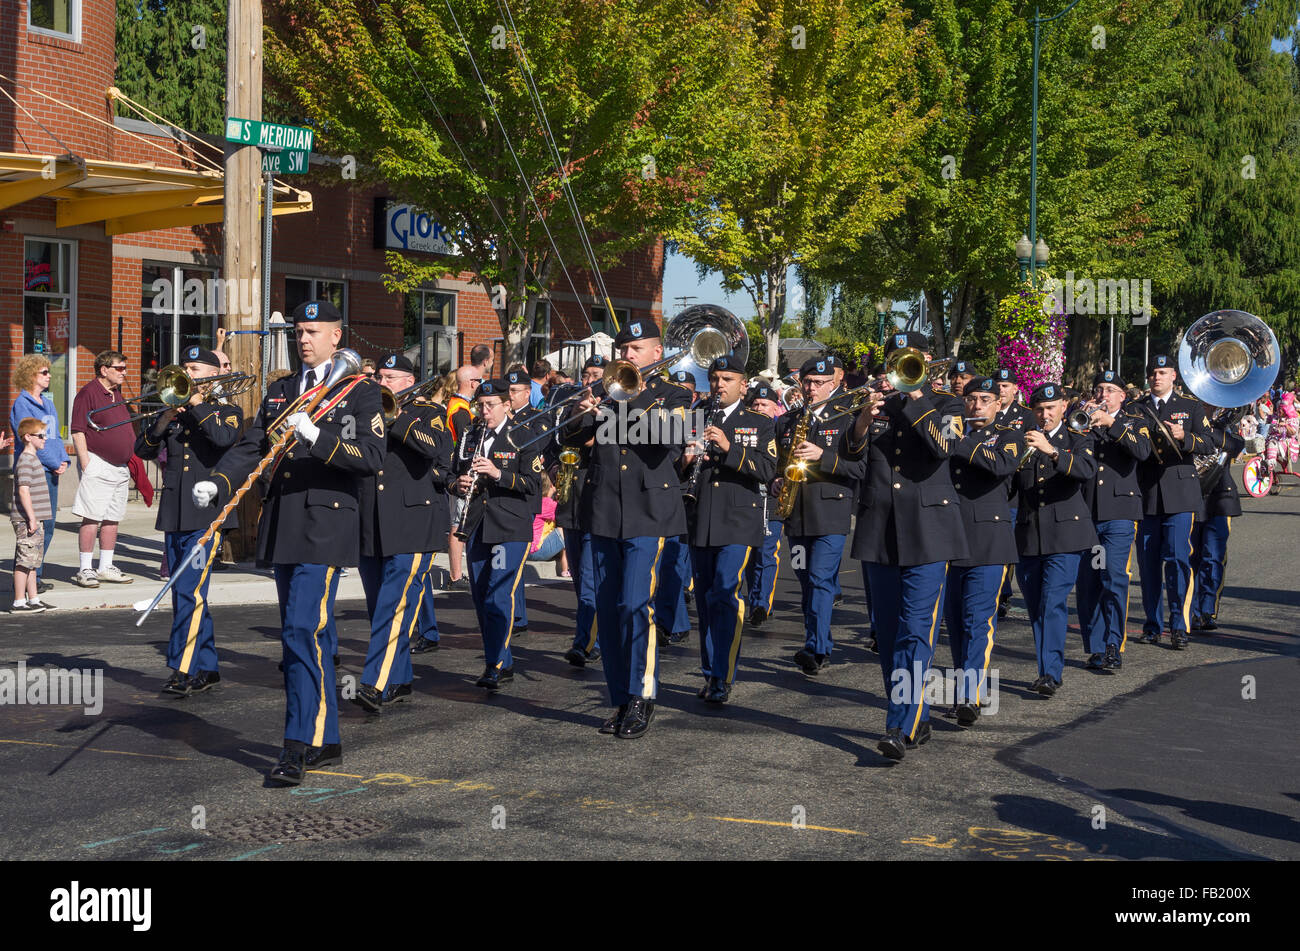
top-left (379, 373), bottom-right (444, 423)
top-left (555, 448), bottom-right (581, 505)
top-left (135, 349), bottom-right (364, 626)
top-left (1067, 402), bottom-right (1102, 433)
top-left (88, 366), bottom-right (256, 431)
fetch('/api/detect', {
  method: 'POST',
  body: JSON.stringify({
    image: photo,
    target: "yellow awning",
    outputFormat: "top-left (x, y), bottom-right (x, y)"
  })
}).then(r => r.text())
top-left (0, 152), bottom-right (312, 234)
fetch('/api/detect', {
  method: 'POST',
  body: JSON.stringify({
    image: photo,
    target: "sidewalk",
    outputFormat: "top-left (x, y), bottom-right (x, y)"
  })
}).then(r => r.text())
top-left (11, 494), bottom-right (566, 613)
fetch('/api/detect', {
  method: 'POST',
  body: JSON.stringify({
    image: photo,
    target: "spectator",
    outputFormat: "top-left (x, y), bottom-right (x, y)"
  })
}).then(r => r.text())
top-left (360, 358), bottom-right (377, 378)
top-left (529, 359), bottom-right (551, 407)
top-left (527, 474), bottom-right (568, 575)
top-left (470, 343), bottom-right (494, 378)
top-left (11, 418), bottom-right (55, 613)
top-left (69, 350), bottom-right (135, 587)
top-left (445, 365), bottom-right (482, 588)
top-left (10, 353), bottom-right (69, 591)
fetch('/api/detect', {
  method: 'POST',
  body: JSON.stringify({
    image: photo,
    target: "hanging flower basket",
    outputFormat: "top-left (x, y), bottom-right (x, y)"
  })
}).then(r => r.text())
top-left (993, 281), bottom-right (1068, 394)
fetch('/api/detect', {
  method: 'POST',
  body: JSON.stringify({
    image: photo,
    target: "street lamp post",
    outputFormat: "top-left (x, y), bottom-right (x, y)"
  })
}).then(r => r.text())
top-left (875, 297), bottom-right (893, 347)
top-left (1028, 0), bottom-right (1081, 285)
top-left (1015, 235), bottom-right (1050, 288)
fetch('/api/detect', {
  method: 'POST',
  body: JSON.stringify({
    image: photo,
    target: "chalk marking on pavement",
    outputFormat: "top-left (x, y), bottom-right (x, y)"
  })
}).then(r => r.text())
top-left (82, 826), bottom-right (170, 849)
top-left (0, 738), bottom-right (190, 761)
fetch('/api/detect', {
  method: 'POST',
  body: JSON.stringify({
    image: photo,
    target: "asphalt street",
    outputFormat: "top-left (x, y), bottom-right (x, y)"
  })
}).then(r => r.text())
top-left (1, 466), bottom-right (1296, 861)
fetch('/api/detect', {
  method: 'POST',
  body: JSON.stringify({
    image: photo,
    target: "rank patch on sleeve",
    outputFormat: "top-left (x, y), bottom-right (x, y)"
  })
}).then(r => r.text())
top-left (532, 456), bottom-right (544, 473)
top-left (431, 415), bottom-right (445, 431)
top-left (767, 438), bottom-right (778, 457)
top-left (371, 413), bottom-right (385, 437)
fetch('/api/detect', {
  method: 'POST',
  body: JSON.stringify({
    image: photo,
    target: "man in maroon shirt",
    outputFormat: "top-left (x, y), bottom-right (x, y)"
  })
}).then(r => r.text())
top-left (69, 350), bottom-right (136, 587)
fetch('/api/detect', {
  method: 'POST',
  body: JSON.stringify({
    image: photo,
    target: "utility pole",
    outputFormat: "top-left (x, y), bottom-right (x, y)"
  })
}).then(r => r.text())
top-left (222, 0), bottom-right (263, 561)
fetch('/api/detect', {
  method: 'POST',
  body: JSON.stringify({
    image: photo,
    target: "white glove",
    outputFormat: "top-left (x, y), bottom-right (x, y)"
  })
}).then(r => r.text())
top-left (192, 481), bottom-right (218, 507)
top-left (286, 411), bottom-right (320, 446)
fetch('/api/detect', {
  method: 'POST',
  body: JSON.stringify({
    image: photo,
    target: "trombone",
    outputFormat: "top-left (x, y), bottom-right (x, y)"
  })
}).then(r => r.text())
top-left (379, 374), bottom-right (444, 423)
top-left (810, 350), bottom-right (952, 425)
top-left (87, 365), bottom-right (256, 431)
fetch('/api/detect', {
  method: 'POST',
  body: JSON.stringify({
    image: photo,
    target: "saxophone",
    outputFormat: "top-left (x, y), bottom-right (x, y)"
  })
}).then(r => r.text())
top-left (775, 402), bottom-right (813, 519)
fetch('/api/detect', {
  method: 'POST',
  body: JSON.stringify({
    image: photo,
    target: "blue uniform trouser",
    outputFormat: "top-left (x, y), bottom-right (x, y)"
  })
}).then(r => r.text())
top-left (415, 563), bottom-right (441, 643)
top-left (273, 563), bottom-right (343, 747)
top-left (655, 534), bottom-right (692, 638)
top-left (1076, 519), bottom-right (1136, 655)
top-left (514, 571), bottom-right (528, 630)
top-left (467, 531), bottom-right (528, 671)
top-left (860, 560), bottom-right (873, 620)
top-left (1191, 515), bottom-right (1231, 621)
top-left (998, 507), bottom-right (1019, 608)
top-left (591, 534), bottom-right (668, 706)
top-left (942, 563), bottom-right (1006, 704)
top-left (745, 521), bottom-right (783, 614)
top-left (791, 534), bottom-right (844, 656)
top-left (1138, 512), bottom-right (1195, 635)
top-left (358, 551), bottom-right (430, 692)
top-left (566, 529), bottom-right (598, 653)
top-left (867, 561), bottom-right (947, 740)
top-left (692, 543), bottom-right (754, 684)
top-left (165, 528), bottom-right (223, 675)
top-left (1017, 552), bottom-right (1083, 684)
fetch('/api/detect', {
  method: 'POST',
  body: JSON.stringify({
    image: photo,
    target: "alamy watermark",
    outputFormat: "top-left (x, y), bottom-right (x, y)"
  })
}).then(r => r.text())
top-left (1041, 271), bottom-right (1151, 324)
top-left (149, 276), bottom-right (258, 318)
top-left (0, 662), bottom-right (103, 715)
top-left (890, 663), bottom-right (1001, 713)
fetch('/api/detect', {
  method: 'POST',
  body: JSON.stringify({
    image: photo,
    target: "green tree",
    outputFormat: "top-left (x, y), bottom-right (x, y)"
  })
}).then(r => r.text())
top-left (1162, 1), bottom-right (1300, 374)
top-left (115, 0), bottom-right (228, 136)
top-left (669, 0), bottom-right (937, 374)
top-left (267, 0), bottom-right (725, 363)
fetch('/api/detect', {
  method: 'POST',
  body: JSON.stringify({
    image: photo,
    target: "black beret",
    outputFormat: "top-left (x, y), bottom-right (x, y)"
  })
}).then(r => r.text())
top-left (868, 363), bottom-right (885, 377)
top-left (613, 318), bottom-right (661, 347)
top-left (583, 354), bottom-right (608, 370)
top-left (475, 379), bottom-right (509, 399)
top-left (799, 354), bottom-right (841, 377)
top-left (181, 346), bottom-right (221, 368)
top-left (505, 370), bottom-right (529, 387)
top-left (669, 369), bottom-right (695, 387)
top-left (885, 332), bottom-right (929, 356)
top-left (379, 354), bottom-right (416, 375)
top-left (949, 360), bottom-right (974, 376)
top-left (962, 376), bottom-right (996, 396)
top-left (290, 300), bottom-right (343, 324)
top-left (1146, 354), bottom-right (1173, 375)
top-left (751, 383), bottom-right (781, 404)
top-left (993, 367), bottom-right (1017, 385)
top-left (1029, 382), bottom-right (1065, 405)
top-left (1093, 369), bottom-right (1126, 390)
top-left (708, 354), bottom-right (745, 375)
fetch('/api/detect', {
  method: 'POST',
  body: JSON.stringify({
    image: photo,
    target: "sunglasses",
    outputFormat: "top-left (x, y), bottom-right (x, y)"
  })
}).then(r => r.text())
top-left (38, 368), bottom-right (51, 375)
top-left (31, 433), bottom-right (48, 439)
top-left (109, 365), bottom-right (127, 371)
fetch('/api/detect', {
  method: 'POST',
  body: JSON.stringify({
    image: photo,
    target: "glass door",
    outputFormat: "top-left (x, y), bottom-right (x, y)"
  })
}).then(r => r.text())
top-left (23, 239), bottom-right (74, 436)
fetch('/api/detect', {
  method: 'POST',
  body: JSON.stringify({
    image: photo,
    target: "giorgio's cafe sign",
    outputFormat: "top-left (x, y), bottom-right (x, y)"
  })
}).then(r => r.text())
top-left (374, 198), bottom-right (471, 256)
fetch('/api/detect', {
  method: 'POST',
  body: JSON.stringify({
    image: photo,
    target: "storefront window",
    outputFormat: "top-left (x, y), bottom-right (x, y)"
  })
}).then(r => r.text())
top-left (140, 264), bottom-right (217, 396)
top-left (403, 289), bottom-right (457, 379)
top-left (589, 306), bottom-right (629, 339)
top-left (527, 301), bottom-right (551, 367)
top-left (23, 239), bottom-right (74, 436)
top-left (286, 276), bottom-right (348, 360)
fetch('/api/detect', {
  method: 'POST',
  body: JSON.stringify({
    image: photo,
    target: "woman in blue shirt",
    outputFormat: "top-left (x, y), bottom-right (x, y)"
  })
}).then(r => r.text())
top-left (10, 353), bottom-right (70, 587)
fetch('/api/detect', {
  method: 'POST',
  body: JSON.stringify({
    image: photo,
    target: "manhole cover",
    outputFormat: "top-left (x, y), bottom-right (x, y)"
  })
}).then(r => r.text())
top-left (215, 813), bottom-right (386, 843)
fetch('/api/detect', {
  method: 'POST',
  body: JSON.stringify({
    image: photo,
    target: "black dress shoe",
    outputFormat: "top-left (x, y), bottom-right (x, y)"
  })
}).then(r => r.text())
top-left (793, 648), bottom-right (827, 676)
top-left (268, 746), bottom-right (307, 786)
top-left (599, 704), bottom-right (628, 735)
top-left (1171, 632), bottom-right (1189, 650)
top-left (1190, 614), bottom-right (1205, 631)
top-left (1139, 630), bottom-right (1160, 645)
top-left (832, 592), bottom-right (844, 606)
top-left (186, 670), bottom-right (221, 693)
top-left (666, 630), bottom-right (689, 645)
top-left (513, 625), bottom-right (528, 636)
top-left (410, 636), bottom-right (440, 653)
top-left (161, 672), bottom-right (191, 697)
top-left (697, 676), bottom-right (717, 699)
top-left (37, 580), bottom-right (53, 594)
top-left (475, 666), bottom-right (514, 689)
top-left (750, 605), bottom-right (769, 627)
top-left (866, 634), bottom-right (878, 654)
top-left (1199, 617), bottom-right (1218, 631)
top-left (305, 743), bottom-right (342, 769)
top-left (351, 684), bottom-right (383, 712)
top-left (1104, 644), bottom-right (1122, 670)
top-left (616, 698), bottom-right (655, 738)
top-left (564, 646), bottom-right (589, 667)
top-left (383, 682), bottom-right (412, 703)
top-left (1086, 653), bottom-right (1109, 673)
top-left (956, 702), bottom-right (980, 726)
top-left (684, 590), bottom-right (694, 605)
top-left (905, 721), bottom-right (932, 748)
top-left (877, 728), bottom-right (905, 761)
top-left (996, 603), bottom-right (1009, 620)
top-left (1035, 677), bottom-right (1058, 697)
top-left (705, 680), bottom-right (731, 704)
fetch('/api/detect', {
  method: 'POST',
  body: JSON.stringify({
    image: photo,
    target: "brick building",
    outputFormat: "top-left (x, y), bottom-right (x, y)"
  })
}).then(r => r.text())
top-left (1, 0), bottom-right (663, 437)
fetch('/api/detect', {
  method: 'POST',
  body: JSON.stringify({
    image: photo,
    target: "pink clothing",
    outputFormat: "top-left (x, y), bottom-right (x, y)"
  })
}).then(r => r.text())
top-left (531, 497), bottom-right (558, 553)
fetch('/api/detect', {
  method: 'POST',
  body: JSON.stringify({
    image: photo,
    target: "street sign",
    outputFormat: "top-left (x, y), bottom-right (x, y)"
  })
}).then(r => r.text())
top-left (224, 117), bottom-right (314, 154)
top-left (260, 149), bottom-right (310, 175)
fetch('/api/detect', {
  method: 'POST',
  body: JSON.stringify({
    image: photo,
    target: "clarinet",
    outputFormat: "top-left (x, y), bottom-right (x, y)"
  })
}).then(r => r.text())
top-left (452, 422), bottom-right (489, 541)
top-left (758, 480), bottom-right (771, 536)
top-left (683, 393), bottom-right (720, 509)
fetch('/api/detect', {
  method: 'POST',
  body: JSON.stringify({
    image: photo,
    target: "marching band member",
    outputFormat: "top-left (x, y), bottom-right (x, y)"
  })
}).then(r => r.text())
top-left (993, 367), bottom-right (1035, 619)
top-left (561, 355), bottom-right (606, 667)
top-left (452, 379), bottom-right (542, 689)
top-left (744, 380), bottom-right (786, 627)
top-left (654, 368), bottom-right (698, 648)
top-left (134, 347), bottom-right (243, 696)
top-left (1075, 370), bottom-right (1150, 672)
top-left (684, 355), bottom-right (777, 703)
top-left (1134, 355), bottom-right (1213, 649)
top-left (444, 365), bottom-right (479, 589)
top-left (943, 377), bottom-right (1021, 724)
top-left (562, 318), bottom-right (690, 739)
top-left (774, 358), bottom-right (863, 674)
top-left (352, 354), bottom-right (451, 712)
top-left (1190, 409), bottom-right (1245, 631)
top-left (411, 377), bottom-right (455, 655)
top-left (1014, 383), bottom-right (1098, 696)
top-left (505, 368), bottom-right (546, 635)
top-left (947, 360), bottom-right (977, 398)
top-left (843, 332), bottom-right (968, 762)
top-left (195, 300), bottom-right (385, 784)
